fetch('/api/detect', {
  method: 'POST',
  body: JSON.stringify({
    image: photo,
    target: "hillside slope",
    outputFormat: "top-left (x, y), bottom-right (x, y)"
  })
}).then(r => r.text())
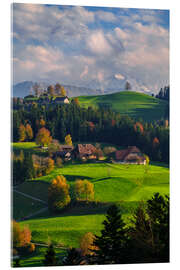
top-left (77, 91), bottom-right (168, 121)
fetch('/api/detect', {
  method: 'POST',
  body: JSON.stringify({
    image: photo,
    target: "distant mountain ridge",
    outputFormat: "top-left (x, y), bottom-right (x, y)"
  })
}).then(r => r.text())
top-left (13, 79), bottom-right (153, 98)
top-left (13, 81), bottom-right (103, 98)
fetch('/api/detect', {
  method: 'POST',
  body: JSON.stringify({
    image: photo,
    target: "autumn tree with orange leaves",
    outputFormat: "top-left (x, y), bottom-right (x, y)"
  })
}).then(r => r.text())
top-left (12, 220), bottom-right (31, 248)
top-left (35, 127), bottom-right (52, 147)
top-left (80, 232), bottom-right (98, 256)
top-left (134, 122), bottom-right (144, 134)
top-left (25, 123), bottom-right (33, 141)
top-left (48, 175), bottom-right (71, 212)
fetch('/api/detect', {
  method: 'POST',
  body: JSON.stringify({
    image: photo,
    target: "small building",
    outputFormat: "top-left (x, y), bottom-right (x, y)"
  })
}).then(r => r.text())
top-left (54, 145), bottom-right (74, 160)
top-left (53, 96), bottom-right (70, 104)
top-left (74, 144), bottom-right (97, 159)
top-left (115, 146), bottom-right (146, 165)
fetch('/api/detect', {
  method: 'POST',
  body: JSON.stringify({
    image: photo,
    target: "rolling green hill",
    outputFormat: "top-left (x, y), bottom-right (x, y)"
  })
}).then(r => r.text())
top-left (18, 163), bottom-right (169, 248)
top-left (76, 91), bottom-right (168, 121)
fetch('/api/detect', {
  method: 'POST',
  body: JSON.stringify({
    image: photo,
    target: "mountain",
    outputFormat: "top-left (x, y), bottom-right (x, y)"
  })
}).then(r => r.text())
top-left (84, 75), bottom-right (153, 95)
top-left (77, 91), bottom-right (168, 122)
top-left (13, 81), bottom-right (102, 98)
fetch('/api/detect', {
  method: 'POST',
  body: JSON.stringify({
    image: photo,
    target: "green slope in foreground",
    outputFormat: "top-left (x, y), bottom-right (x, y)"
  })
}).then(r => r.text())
top-left (19, 163), bottom-right (169, 249)
top-left (77, 91), bottom-right (168, 121)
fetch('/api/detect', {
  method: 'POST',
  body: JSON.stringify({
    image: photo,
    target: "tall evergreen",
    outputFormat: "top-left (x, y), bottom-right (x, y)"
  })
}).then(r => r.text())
top-left (23, 153), bottom-right (35, 180)
top-left (92, 204), bottom-right (128, 264)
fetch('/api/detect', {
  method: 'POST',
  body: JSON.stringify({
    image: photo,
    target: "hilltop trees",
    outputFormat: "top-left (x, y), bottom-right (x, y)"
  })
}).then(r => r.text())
top-left (48, 175), bottom-right (71, 212)
top-left (125, 81), bottom-right (132, 91)
top-left (61, 86), bottom-right (66, 97)
top-left (47, 85), bottom-right (55, 97)
top-left (35, 127), bottom-right (52, 147)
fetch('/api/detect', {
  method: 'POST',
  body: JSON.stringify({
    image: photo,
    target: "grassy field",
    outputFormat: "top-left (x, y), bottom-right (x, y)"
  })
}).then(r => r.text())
top-left (13, 191), bottom-right (46, 220)
top-left (17, 162), bottom-right (169, 249)
top-left (77, 91), bottom-right (168, 121)
top-left (12, 142), bottom-right (169, 266)
top-left (12, 142), bottom-right (48, 156)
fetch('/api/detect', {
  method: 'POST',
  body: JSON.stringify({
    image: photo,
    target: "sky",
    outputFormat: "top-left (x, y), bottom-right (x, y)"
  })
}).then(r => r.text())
top-left (12, 3), bottom-right (169, 93)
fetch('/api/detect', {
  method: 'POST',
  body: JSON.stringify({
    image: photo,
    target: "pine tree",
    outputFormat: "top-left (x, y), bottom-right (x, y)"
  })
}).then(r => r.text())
top-left (63, 248), bottom-right (85, 265)
top-left (23, 153), bottom-right (35, 180)
top-left (43, 244), bottom-right (57, 266)
top-left (92, 204), bottom-right (128, 264)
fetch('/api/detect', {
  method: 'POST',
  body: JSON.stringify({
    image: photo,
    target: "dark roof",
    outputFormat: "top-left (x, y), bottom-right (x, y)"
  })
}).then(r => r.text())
top-left (115, 146), bottom-right (142, 161)
top-left (54, 96), bottom-right (69, 101)
top-left (76, 144), bottom-right (96, 155)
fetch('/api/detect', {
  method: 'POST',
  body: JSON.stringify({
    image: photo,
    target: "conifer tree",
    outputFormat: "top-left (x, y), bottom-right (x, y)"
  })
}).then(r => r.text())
top-left (92, 204), bottom-right (128, 264)
top-left (63, 248), bottom-right (85, 265)
top-left (43, 244), bottom-right (57, 266)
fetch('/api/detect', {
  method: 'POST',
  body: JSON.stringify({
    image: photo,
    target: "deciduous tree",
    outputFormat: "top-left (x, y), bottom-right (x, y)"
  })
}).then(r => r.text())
top-left (47, 85), bottom-right (55, 97)
top-left (48, 175), bottom-right (71, 212)
top-left (75, 179), bottom-right (94, 201)
top-left (18, 124), bottom-right (26, 142)
top-left (35, 127), bottom-right (52, 147)
top-left (80, 232), bottom-right (96, 256)
top-left (60, 86), bottom-right (66, 97)
top-left (25, 123), bottom-right (33, 141)
top-left (65, 134), bottom-right (72, 146)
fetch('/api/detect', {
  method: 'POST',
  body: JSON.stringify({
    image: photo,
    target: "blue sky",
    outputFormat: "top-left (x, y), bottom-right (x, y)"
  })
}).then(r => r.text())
top-left (12, 3), bottom-right (169, 93)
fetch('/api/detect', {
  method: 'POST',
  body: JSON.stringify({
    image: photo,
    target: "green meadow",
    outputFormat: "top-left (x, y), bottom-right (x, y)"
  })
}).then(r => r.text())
top-left (17, 162), bottom-right (169, 247)
top-left (77, 91), bottom-right (168, 121)
top-left (12, 142), bottom-right (169, 266)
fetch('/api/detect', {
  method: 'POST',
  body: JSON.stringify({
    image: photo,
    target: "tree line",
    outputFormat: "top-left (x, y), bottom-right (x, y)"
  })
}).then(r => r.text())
top-left (13, 103), bottom-right (169, 163)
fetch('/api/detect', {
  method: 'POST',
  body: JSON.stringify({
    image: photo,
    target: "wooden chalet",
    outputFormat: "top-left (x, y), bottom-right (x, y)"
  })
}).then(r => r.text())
top-left (115, 146), bottom-right (146, 164)
top-left (74, 144), bottom-right (97, 160)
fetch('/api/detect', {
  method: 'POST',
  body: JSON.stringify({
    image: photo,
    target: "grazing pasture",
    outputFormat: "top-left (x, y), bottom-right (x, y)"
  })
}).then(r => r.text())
top-left (77, 91), bottom-right (168, 121)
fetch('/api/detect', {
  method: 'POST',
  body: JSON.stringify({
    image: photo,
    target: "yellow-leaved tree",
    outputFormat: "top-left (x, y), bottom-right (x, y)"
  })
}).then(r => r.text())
top-left (75, 179), bottom-right (94, 201)
top-left (48, 175), bottom-right (71, 212)
top-left (25, 123), bottom-right (33, 141)
top-left (80, 232), bottom-right (97, 256)
top-left (65, 134), bottom-right (72, 146)
top-left (35, 127), bottom-right (52, 147)
top-left (18, 124), bottom-right (26, 142)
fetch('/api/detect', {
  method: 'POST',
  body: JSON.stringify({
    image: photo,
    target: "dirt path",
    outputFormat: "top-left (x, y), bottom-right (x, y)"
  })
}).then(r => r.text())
top-left (13, 189), bottom-right (47, 205)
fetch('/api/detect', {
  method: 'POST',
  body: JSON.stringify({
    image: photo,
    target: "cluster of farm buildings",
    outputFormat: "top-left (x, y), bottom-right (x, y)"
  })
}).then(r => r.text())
top-left (53, 144), bottom-right (147, 165)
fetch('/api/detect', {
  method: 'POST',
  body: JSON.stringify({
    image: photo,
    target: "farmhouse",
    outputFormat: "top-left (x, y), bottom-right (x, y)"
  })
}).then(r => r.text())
top-left (74, 144), bottom-right (97, 160)
top-left (115, 146), bottom-right (146, 164)
top-left (53, 96), bottom-right (70, 104)
top-left (54, 145), bottom-right (74, 160)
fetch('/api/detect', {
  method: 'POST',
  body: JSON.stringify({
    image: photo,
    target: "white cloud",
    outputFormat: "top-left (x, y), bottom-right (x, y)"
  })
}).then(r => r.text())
top-left (86, 30), bottom-right (112, 55)
top-left (95, 11), bottom-right (117, 22)
top-left (12, 4), bottom-right (169, 92)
